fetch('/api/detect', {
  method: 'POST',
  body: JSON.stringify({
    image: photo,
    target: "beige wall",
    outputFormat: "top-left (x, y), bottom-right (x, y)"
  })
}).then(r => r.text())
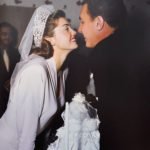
top-left (0, 0), bottom-right (81, 29)
top-left (0, 6), bottom-right (34, 46)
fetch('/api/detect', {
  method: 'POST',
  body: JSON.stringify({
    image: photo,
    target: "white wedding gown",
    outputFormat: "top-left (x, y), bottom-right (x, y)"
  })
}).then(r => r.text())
top-left (47, 93), bottom-right (100, 150)
top-left (0, 55), bottom-right (68, 150)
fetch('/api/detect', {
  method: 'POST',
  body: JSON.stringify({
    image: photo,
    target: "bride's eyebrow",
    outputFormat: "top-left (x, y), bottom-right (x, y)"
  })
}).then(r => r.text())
top-left (62, 23), bottom-right (70, 27)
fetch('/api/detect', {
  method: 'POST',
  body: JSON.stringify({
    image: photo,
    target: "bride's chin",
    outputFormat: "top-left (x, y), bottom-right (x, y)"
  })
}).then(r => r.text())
top-left (73, 43), bottom-right (78, 49)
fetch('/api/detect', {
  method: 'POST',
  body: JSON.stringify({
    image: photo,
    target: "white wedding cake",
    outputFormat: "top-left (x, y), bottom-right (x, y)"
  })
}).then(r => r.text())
top-left (47, 93), bottom-right (100, 150)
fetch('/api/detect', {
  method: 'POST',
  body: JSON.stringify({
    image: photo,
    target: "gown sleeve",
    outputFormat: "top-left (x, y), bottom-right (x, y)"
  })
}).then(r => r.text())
top-left (14, 65), bottom-right (49, 150)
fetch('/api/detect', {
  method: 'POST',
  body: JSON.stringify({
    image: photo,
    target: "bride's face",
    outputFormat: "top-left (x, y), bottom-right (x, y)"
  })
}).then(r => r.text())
top-left (51, 17), bottom-right (78, 52)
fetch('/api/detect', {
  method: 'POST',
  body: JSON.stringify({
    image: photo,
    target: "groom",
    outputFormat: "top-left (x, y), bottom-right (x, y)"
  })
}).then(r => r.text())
top-left (65, 0), bottom-right (134, 150)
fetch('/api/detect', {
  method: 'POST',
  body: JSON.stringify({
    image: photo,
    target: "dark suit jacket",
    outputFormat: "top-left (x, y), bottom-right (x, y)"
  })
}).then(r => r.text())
top-left (0, 47), bottom-right (20, 117)
top-left (89, 31), bottom-right (130, 150)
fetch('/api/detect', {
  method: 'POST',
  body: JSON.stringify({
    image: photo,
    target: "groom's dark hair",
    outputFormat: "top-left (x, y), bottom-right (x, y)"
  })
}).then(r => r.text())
top-left (81, 0), bottom-right (127, 29)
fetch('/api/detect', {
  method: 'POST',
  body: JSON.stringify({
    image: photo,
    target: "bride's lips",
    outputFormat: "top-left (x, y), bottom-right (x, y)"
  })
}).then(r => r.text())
top-left (71, 38), bottom-right (76, 42)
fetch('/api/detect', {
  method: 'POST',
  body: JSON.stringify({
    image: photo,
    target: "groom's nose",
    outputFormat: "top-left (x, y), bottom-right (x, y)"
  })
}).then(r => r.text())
top-left (78, 24), bottom-right (82, 33)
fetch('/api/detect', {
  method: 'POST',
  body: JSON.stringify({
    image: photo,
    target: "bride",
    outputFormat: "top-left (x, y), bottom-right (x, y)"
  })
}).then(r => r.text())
top-left (0, 4), bottom-right (78, 150)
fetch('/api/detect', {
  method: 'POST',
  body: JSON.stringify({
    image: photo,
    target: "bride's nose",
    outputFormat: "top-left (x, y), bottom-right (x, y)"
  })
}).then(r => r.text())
top-left (71, 28), bottom-right (77, 36)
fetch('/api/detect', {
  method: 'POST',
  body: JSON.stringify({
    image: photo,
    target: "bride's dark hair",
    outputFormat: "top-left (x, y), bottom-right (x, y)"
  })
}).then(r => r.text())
top-left (30, 10), bottom-right (66, 59)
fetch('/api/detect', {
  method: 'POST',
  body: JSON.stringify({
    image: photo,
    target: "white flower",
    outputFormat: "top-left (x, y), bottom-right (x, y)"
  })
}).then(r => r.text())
top-left (90, 72), bottom-right (94, 79)
top-left (72, 92), bottom-right (86, 103)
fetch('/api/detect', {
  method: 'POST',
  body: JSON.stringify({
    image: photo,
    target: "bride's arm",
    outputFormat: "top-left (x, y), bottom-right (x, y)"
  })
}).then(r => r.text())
top-left (14, 65), bottom-right (48, 150)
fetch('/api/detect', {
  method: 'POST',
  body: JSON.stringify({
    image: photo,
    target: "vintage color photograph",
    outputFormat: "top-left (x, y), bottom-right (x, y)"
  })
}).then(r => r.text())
top-left (0, 0), bottom-right (150, 150)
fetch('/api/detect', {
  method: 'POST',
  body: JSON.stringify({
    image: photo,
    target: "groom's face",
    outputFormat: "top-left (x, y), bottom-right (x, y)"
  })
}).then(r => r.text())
top-left (78, 4), bottom-right (98, 48)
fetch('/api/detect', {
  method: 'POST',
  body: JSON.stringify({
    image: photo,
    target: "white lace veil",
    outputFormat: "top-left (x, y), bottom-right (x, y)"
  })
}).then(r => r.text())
top-left (19, 4), bottom-right (55, 60)
top-left (11, 4), bottom-right (55, 86)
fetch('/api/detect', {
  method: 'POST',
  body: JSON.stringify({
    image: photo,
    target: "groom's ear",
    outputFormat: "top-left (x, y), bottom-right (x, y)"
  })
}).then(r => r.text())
top-left (44, 36), bottom-right (55, 46)
top-left (95, 16), bottom-right (104, 31)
